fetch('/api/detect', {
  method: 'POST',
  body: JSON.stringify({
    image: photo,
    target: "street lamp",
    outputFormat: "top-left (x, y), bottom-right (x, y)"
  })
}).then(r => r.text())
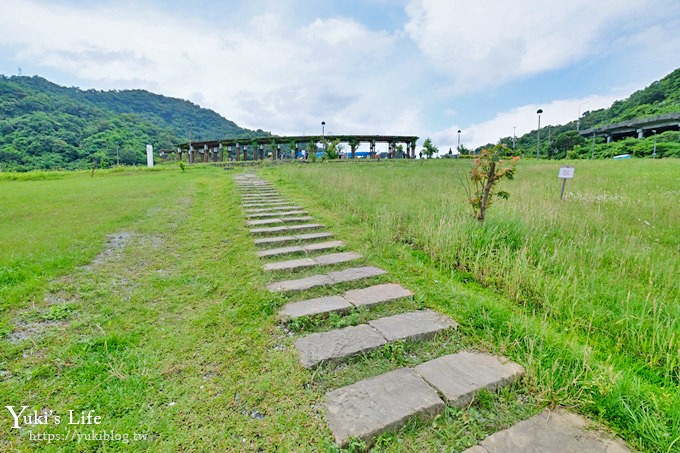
top-left (321, 121), bottom-right (325, 138)
top-left (116, 142), bottom-right (120, 166)
top-left (577, 102), bottom-right (589, 132)
top-left (512, 126), bottom-right (516, 151)
top-left (457, 130), bottom-right (461, 152)
top-left (652, 130), bottom-right (657, 158)
top-left (536, 109), bottom-right (543, 159)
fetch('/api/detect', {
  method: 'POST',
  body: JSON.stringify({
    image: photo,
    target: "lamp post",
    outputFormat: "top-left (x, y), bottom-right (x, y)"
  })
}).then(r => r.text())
top-left (457, 129), bottom-right (461, 152)
top-left (591, 132), bottom-right (596, 159)
top-left (321, 121), bottom-right (325, 138)
top-left (577, 102), bottom-right (589, 132)
top-left (652, 130), bottom-right (657, 158)
top-left (513, 126), bottom-right (516, 151)
top-left (116, 143), bottom-right (120, 166)
top-left (536, 109), bottom-right (543, 159)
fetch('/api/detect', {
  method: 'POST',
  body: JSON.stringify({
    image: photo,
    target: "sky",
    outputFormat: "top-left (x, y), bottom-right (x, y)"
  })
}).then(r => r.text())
top-left (1, 0), bottom-right (679, 153)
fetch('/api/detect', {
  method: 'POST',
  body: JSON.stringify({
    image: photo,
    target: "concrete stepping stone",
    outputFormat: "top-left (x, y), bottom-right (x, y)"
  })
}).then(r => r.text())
top-left (278, 295), bottom-right (354, 320)
top-left (278, 283), bottom-right (412, 320)
top-left (463, 408), bottom-right (631, 453)
top-left (294, 310), bottom-right (455, 368)
top-left (267, 266), bottom-right (386, 292)
top-left (247, 218), bottom-right (285, 226)
top-left (326, 266), bottom-right (386, 283)
top-left (243, 202), bottom-right (292, 208)
top-left (249, 223), bottom-right (324, 235)
top-left (254, 232), bottom-right (334, 246)
top-left (344, 283), bottom-right (413, 308)
top-left (257, 240), bottom-right (345, 258)
top-left (295, 324), bottom-right (387, 368)
top-left (325, 368), bottom-right (445, 447)
top-left (242, 198), bottom-right (286, 203)
top-left (414, 351), bottom-right (524, 407)
top-left (241, 194), bottom-right (281, 198)
top-left (263, 252), bottom-right (361, 271)
top-left (264, 257), bottom-right (316, 271)
top-left (369, 310), bottom-right (457, 341)
top-left (245, 206), bottom-right (301, 213)
top-left (247, 210), bottom-right (307, 219)
top-left (247, 216), bottom-right (314, 226)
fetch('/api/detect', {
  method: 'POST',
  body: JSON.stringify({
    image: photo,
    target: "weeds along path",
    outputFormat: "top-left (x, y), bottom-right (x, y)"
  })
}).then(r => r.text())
top-left (236, 171), bottom-right (632, 452)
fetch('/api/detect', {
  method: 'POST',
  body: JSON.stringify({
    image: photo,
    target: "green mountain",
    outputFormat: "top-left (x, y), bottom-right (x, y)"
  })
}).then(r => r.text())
top-left (484, 67), bottom-right (680, 159)
top-left (0, 75), bottom-right (268, 171)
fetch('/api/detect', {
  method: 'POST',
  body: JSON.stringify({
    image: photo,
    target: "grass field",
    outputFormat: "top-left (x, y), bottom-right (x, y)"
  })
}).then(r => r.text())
top-left (0, 160), bottom-right (678, 452)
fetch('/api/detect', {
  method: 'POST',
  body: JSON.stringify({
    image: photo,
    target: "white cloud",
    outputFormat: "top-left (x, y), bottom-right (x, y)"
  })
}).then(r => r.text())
top-left (433, 94), bottom-right (620, 151)
top-left (0, 0), bottom-right (404, 134)
top-left (404, 0), bottom-right (648, 93)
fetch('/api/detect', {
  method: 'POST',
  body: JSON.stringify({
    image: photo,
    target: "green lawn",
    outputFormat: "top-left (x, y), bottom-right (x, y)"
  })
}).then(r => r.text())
top-left (0, 160), bottom-right (678, 452)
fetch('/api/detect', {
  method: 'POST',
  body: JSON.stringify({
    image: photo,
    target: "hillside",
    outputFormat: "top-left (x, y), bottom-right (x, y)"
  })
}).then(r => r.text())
top-left (0, 75), bottom-right (268, 171)
top-left (486, 67), bottom-right (680, 158)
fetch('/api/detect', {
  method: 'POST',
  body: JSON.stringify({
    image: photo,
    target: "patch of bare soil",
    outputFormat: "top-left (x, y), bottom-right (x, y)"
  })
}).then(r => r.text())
top-left (86, 231), bottom-right (134, 268)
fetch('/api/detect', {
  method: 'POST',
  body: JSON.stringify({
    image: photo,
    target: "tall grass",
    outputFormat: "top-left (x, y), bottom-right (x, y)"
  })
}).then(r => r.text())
top-left (265, 159), bottom-right (679, 452)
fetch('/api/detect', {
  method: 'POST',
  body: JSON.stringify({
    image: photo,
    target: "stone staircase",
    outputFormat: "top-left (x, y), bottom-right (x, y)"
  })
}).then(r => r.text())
top-left (233, 173), bottom-right (632, 451)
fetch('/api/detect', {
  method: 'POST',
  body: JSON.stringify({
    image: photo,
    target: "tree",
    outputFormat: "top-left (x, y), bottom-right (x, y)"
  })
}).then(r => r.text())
top-left (347, 137), bottom-right (360, 159)
top-left (465, 144), bottom-right (519, 223)
top-left (422, 138), bottom-right (438, 158)
top-left (322, 138), bottom-right (343, 160)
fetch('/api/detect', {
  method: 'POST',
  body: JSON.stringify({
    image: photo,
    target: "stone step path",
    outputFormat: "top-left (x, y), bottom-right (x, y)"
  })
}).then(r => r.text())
top-left (234, 174), bottom-right (632, 452)
top-left (263, 251), bottom-right (362, 272)
top-left (325, 351), bottom-right (524, 446)
top-left (257, 240), bottom-right (345, 258)
top-left (295, 310), bottom-right (457, 368)
top-left (249, 223), bottom-right (325, 235)
top-left (267, 266), bottom-right (387, 292)
top-left (246, 216), bottom-right (314, 226)
top-left (278, 283), bottom-right (411, 320)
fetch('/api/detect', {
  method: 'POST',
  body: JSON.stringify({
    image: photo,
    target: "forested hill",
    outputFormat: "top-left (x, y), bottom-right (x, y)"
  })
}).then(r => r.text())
top-left (0, 75), bottom-right (268, 171)
top-left (488, 67), bottom-right (680, 159)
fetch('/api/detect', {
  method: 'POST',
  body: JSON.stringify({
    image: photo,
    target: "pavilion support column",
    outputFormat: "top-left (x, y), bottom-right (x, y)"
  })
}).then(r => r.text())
top-left (637, 129), bottom-right (644, 139)
top-left (607, 135), bottom-right (612, 144)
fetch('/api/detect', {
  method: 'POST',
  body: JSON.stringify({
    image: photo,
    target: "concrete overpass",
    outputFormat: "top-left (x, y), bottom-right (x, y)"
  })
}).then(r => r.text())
top-left (579, 112), bottom-right (680, 143)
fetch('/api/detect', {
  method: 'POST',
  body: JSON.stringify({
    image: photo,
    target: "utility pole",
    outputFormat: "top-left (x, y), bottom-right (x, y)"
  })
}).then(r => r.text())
top-left (536, 109), bottom-right (543, 159)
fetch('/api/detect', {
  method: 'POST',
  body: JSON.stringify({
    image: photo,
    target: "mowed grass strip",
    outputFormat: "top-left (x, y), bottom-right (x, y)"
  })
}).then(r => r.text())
top-left (0, 166), bottom-right (332, 451)
top-left (262, 159), bottom-right (679, 453)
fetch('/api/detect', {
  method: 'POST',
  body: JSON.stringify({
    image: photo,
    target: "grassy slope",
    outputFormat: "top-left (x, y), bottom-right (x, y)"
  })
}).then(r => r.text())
top-left (0, 161), bottom-right (677, 452)
top-left (262, 159), bottom-right (679, 453)
top-left (0, 167), bottom-right (326, 451)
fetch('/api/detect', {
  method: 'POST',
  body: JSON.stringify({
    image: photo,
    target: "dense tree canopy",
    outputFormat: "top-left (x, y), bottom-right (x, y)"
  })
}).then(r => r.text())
top-left (0, 75), bottom-right (269, 171)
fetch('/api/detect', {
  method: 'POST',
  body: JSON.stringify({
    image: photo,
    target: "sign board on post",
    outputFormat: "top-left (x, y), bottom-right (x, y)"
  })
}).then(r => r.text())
top-left (146, 144), bottom-right (154, 168)
top-left (558, 166), bottom-right (574, 200)
top-left (559, 166), bottom-right (575, 179)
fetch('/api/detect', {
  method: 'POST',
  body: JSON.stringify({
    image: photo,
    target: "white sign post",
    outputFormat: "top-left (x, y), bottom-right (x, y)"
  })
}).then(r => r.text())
top-left (146, 144), bottom-right (154, 168)
top-left (558, 166), bottom-right (574, 200)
